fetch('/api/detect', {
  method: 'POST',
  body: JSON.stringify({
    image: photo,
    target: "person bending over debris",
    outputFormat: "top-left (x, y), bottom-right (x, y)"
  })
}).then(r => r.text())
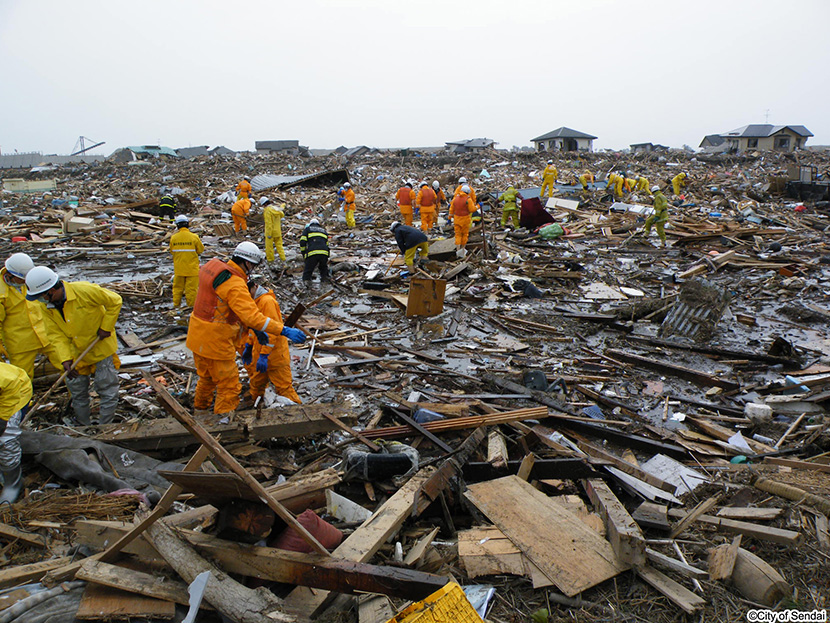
top-left (672, 171), bottom-right (688, 196)
top-left (390, 222), bottom-right (429, 273)
top-left (262, 198), bottom-right (286, 263)
top-left (396, 182), bottom-right (416, 227)
top-left (186, 241), bottom-right (304, 417)
top-left (0, 362), bottom-right (32, 503)
top-left (498, 186), bottom-right (521, 229)
top-left (168, 215), bottom-right (204, 307)
top-left (450, 185), bottom-right (475, 258)
top-left (635, 175), bottom-right (652, 195)
top-left (240, 278), bottom-right (303, 405)
top-left (541, 160), bottom-right (558, 198)
top-left (300, 219), bottom-right (330, 288)
top-left (342, 182), bottom-right (356, 228)
top-left (158, 193), bottom-right (177, 221)
top-left (416, 182), bottom-right (438, 232)
top-left (643, 185), bottom-right (669, 248)
top-left (0, 253), bottom-right (62, 379)
top-left (579, 171), bottom-right (595, 192)
top-left (231, 196), bottom-right (251, 236)
top-left (606, 171), bottom-right (624, 199)
top-left (26, 267), bottom-right (123, 425)
top-left (236, 176), bottom-right (252, 200)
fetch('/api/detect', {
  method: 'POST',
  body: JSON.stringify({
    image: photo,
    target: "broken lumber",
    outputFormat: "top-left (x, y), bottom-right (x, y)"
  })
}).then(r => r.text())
top-left (645, 548), bottom-right (708, 579)
top-left (752, 476), bottom-right (830, 516)
top-left (669, 494), bottom-right (722, 539)
top-left (666, 508), bottom-right (801, 545)
top-left (605, 349), bottom-right (740, 391)
top-left (583, 478), bottom-right (646, 567)
top-left (636, 565), bottom-right (706, 614)
top-left (707, 535), bottom-right (742, 580)
top-left (730, 547), bottom-right (792, 606)
top-left (76, 559), bottom-right (201, 609)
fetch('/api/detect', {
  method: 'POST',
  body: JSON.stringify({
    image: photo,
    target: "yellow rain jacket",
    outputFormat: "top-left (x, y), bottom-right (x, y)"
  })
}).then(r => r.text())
top-left (168, 227), bottom-right (204, 277)
top-left (0, 269), bottom-right (51, 357)
top-left (0, 362), bottom-right (32, 419)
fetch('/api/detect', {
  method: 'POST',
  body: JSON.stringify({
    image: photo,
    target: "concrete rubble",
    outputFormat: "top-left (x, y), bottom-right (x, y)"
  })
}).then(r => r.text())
top-left (0, 146), bottom-right (828, 622)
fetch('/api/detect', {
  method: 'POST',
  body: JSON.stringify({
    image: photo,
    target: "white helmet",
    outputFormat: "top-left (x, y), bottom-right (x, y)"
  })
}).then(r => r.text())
top-left (5, 253), bottom-right (34, 279)
top-left (243, 175), bottom-right (251, 181)
top-left (232, 241), bottom-right (265, 266)
top-left (25, 266), bottom-right (59, 299)
top-left (343, 182), bottom-right (351, 188)
top-left (432, 180), bottom-right (440, 189)
top-left (390, 221), bottom-right (401, 233)
top-left (651, 185), bottom-right (660, 193)
top-left (174, 214), bottom-right (189, 226)
top-left (461, 185), bottom-right (471, 194)
top-left (458, 177), bottom-right (467, 184)
top-left (309, 218), bottom-right (320, 226)
top-left (259, 197), bottom-right (271, 206)
top-left (547, 160), bottom-right (553, 164)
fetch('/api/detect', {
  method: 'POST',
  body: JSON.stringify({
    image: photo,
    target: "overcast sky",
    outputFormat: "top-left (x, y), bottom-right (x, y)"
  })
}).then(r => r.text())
top-left (2, 0), bottom-right (828, 155)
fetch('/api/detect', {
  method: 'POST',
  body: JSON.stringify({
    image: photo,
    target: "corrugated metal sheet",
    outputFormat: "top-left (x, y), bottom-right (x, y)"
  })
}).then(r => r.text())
top-left (251, 169), bottom-right (349, 192)
top-left (0, 153), bottom-right (45, 169)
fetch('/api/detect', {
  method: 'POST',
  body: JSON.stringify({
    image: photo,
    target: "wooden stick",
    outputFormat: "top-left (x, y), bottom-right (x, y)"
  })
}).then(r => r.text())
top-left (775, 412), bottom-right (806, 448)
top-left (22, 335), bottom-right (102, 426)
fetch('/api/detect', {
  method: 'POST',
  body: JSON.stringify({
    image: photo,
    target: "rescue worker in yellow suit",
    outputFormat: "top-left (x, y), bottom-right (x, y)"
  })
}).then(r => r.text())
top-left (634, 176), bottom-right (652, 195)
top-left (25, 267), bottom-right (122, 425)
top-left (236, 176), bottom-right (252, 200)
top-left (240, 279), bottom-right (301, 405)
top-left (450, 185), bottom-right (475, 258)
top-left (416, 182), bottom-right (438, 231)
top-left (0, 253), bottom-right (61, 379)
top-left (396, 182), bottom-right (416, 227)
top-left (168, 215), bottom-right (204, 307)
top-left (498, 186), bottom-right (521, 228)
top-left (579, 172), bottom-right (595, 192)
top-left (185, 241), bottom-right (306, 416)
top-left (540, 160), bottom-right (558, 198)
top-left (672, 172), bottom-right (688, 196)
top-left (342, 182), bottom-right (356, 228)
top-left (231, 196), bottom-right (251, 236)
top-left (0, 362), bottom-right (32, 503)
top-left (262, 199), bottom-right (285, 263)
top-left (606, 172), bottom-right (624, 199)
top-left (643, 186), bottom-right (669, 248)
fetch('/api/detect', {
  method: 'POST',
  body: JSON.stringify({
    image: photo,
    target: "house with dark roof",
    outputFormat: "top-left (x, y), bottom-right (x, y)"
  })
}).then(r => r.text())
top-left (699, 134), bottom-right (726, 149)
top-left (209, 146), bottom-right (236, 157)
top-left (719, 125), bottom-right (812, 152)
top-left (630, 142), bottom-right (668, 154)
top-left (255, 140), bottom-right (301, 155)
top-left (176, 145), bottom-right (210, 158)
top-left (445, 138), bottom-right (497, 154)
top-left (531, 127), bottom-right (596, 152)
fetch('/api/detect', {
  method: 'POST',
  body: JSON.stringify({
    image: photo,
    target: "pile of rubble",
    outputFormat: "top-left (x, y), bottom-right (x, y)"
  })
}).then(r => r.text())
top-left (0, 147), bottom-right (828, 622)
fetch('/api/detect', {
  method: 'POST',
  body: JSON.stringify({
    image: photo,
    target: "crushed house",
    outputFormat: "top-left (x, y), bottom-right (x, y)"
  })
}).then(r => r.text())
top-left (444, 138), bottom-right (497, 154)
top-left (255, 140), bottom-right (303, 156)
top-left (630, 142), bottom-right (669, 154)
top-left (531, 127), bottom-right (597, 152)
top-left (719, 124), bottom-right (813, 152)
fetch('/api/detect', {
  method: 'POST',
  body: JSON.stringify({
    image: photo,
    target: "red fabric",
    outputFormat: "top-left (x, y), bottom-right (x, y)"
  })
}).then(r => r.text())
top-left (519, 196), bottom-right (555, 230)
top-left (271, 509), bottom-right (343, 553)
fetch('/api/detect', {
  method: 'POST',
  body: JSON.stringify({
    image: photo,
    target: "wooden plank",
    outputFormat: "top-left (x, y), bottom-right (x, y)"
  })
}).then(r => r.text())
top-left (707, 535), bottom-right (742, 580)
top-left (667, 508), bottom-right (801, 545)
top-left (814, 513), bottom-right (829, 550)
top-left (764, 457), bottom-right (830, 474)
top-left (458, 527), bottom-right (526, 578)
top-left (403, 527), bottom-right (440, 567)
top-left (319, 411), bottom-right (380, 451)
top-left (583, 479), bottom-right (646, 566)
top-left (95, 402), bottom-right (353, 451)
top-left (670, 494), bottom-right (721, 539)
top-left (77, 560), bottom-right (201, 609)
top-left (0, 557), bottom-right (72, 589)
top-left (687, 417), bottom-right (775, 455)
top-left (75, 582), bottom-right (175, 620)
top-left (0, 523), bottom-right (47, 548)
top-left (516, 454), bottom-right (536, 481)
top-left (118, 330), bottom-right (152, 357)
top-left (282, 467), bottom-right (436, 616)
top-left (465, 475), bottom-right (628, 597)
top-left (487, 430), bottom-right (509, 469)
top-left (0, 588), bottom-right (30, 612)
top-left (571, 436), bottom-right (677, 494)
top-left (141, 371), bottom-right (330, 556)
top-left (359, 594), bottom-right (395, 623)
top-left (605, 349), bottom-right (739, 391)
top-left (716, 507), bottom-right (783, 521)
top-left (632, 502), bottom-right (670, 531)
top-left (636, 566), bottom-right (706, 614)
top-left (645, 548), bottom-right (708, 579)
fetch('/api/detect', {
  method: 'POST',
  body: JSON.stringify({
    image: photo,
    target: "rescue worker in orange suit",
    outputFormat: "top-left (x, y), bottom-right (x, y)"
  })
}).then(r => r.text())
top-left (454, 176), bottom-right (477, 205)
top-left (0, 253), bottom-right (62, 379)
top-left (236, 176), bottom-right (252, 200)
top-left (231, 196), bottom-right (251, 236)
top-left (432, 181), bottom-right (447, 211)
top-left (185, 241), bottom-right (306, 416)
top-left (168, 215), bottom-right (204, 307)
top-left (342, 182), bottom-right (356, 228)
top-left (239, 278), bottom-right (301, 405)
top-left (416, 182), bottom-right (438, 232)
top-left (540, 160), bottom-right (558, 198)
top-left (396, 182), bottom-right (416, 227)
top-left (450, 184), bottom-right (475, 259)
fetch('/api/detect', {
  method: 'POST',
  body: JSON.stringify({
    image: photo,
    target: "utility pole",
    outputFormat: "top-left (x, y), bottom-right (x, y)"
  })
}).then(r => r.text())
top-left (764, 109), bottom-right (771, 123)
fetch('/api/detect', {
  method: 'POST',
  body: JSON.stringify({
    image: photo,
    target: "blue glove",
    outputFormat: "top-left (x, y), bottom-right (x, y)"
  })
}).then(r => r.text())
top-left (256, 353), bottom-right (269, 373)
top-left (241, 343), bottom-right (253, 365)
top-left (281, 326), bottom-right (306, 344)
top-left (253, 329), bottom-right (269, 345)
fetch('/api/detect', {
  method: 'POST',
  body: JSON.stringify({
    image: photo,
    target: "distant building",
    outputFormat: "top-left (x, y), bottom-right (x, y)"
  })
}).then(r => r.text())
top-left (209, 146), bottom-right (236, 157)
top-left (445, 138), bottom-right (497, 154)
top-left (342, 146), bottom-right (378, 157)
top-left (699, 135), bottom-right (726, 149)
top-left (719, 124), bottom-right (813, 152)
top-left (255, 140), bottom-right (301, 155)
top-left (176, 145), bottom-right (210, 158)
top-left (531, 127), bottom-right (596, 152)
top-left (109, 145), bottom-right (179, 164)
top-left (630, 142), bottom-right (668, 153)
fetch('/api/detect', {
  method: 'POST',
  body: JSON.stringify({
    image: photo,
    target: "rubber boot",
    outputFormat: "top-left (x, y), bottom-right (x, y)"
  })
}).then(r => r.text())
top-left (0, 465), bottom-right (22, 504)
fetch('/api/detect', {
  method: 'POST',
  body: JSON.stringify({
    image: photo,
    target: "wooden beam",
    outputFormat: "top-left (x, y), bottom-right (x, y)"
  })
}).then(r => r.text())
top-left (605, 349), bottom-right (739, 391)
top-left (763, 457), bottom-right (830, 474)
top-left (0, 523), bottom-right (47, 548)
top-left (77, 559), bottom-right (203, 609)
top-left (667, 508), bottom-right (801, 545)
top-left (645, 548), bottom-right (708, 580)
top-left (636, 565), bottom-right (705, 614)
top-left (583, 479), bottom-right (646, 567)
top-left (670, 494), bottom-right (721, 539)
top-left (141, 371), bottom-right (330, 557)
top-left (487, 430), bottom-right (509, 469)
top-left (0, 557), bottom-right (72, 589)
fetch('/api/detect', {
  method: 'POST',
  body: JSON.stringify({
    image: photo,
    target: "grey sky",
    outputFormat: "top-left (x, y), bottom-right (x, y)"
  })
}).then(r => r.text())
top-left (2, 0), bottom-right (828, 155)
